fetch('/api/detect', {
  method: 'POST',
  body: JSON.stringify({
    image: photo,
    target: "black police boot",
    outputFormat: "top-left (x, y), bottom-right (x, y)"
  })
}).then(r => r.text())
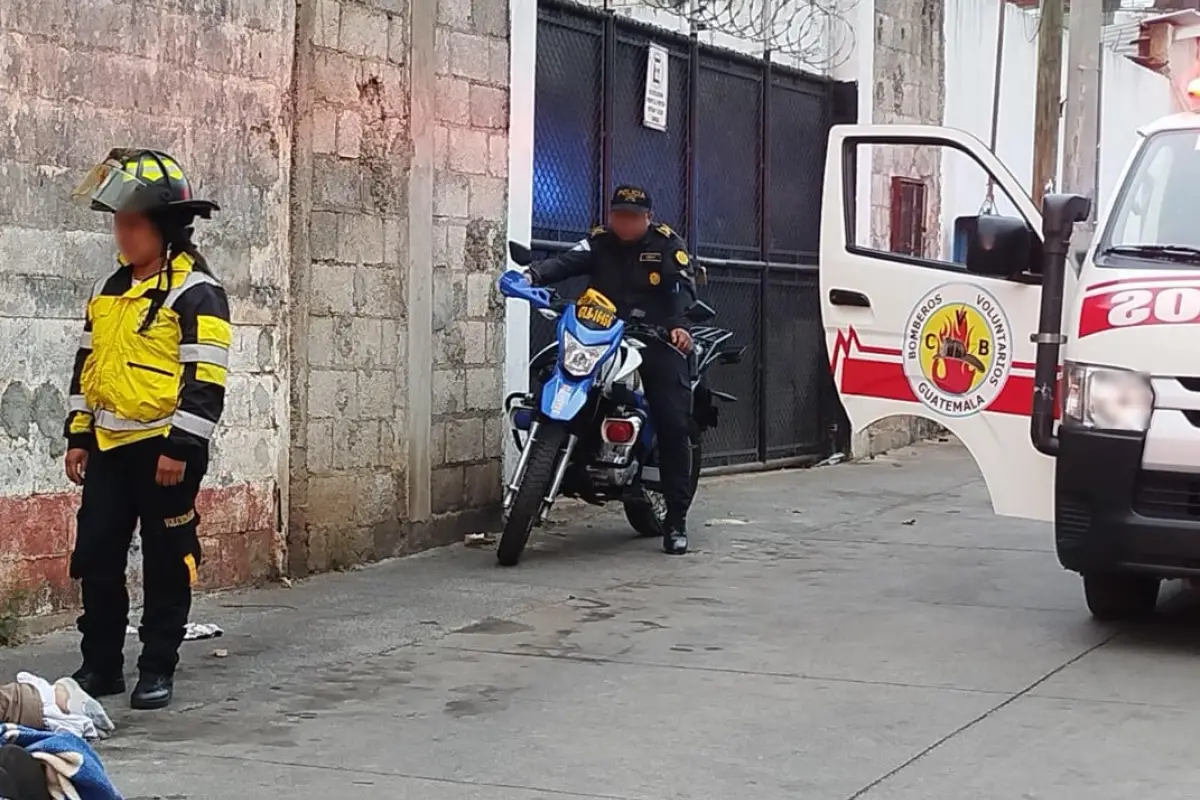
top-left (662, 518), bottom-right (689, 555)
top-left (130, 672), bottom-right (174, 710)
top-left (70, 665), bottom-right (126, 698)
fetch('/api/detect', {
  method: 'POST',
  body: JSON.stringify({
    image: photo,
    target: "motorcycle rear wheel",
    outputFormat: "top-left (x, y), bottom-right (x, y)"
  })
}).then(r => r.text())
top-left (498, 424), bottom-right (568, 567)
top-left (623, 435), bottom-right (703, 537)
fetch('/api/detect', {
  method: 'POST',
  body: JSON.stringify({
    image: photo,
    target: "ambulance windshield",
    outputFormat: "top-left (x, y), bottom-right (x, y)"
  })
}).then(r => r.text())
top-left (1099, 130), bottom-right (1200, 266)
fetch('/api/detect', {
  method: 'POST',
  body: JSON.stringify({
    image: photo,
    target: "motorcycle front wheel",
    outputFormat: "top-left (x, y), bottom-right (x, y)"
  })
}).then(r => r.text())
top-left (498, 423), bottom-right (568, 567)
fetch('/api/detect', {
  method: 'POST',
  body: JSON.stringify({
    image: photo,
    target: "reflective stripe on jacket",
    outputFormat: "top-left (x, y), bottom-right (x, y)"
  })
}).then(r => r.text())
top-left (64, 252), bottom-right (231, 455)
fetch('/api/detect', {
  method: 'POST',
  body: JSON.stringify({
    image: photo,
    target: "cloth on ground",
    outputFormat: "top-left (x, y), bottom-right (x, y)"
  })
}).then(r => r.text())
top-left (0, 744), bottom-right (52, 800)
top-left (1, 725), bottom-right (123, 800)
top-left (12, 676), bottom-right (101, 743)
top-left (124, 622), bottom-right (223, 641)
top-left (49, 680), bottom-right (113, 741)
top-left (0, 684), bottom-right (44, 731)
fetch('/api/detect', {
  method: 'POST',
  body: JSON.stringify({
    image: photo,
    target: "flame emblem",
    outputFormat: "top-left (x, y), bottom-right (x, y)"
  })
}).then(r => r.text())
top-left (931, 307), bottom-right (987, 395)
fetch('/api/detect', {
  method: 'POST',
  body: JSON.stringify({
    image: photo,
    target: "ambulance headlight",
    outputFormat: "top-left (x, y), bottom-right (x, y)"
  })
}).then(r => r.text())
top-left (1063, 362), bottom-right (1154, 432)
top-left (561, 331), bottom-right (608, 377)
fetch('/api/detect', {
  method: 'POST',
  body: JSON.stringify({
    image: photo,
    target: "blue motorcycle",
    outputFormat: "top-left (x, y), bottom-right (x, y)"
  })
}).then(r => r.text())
top-left (495, 244), bottom-right (744, 566)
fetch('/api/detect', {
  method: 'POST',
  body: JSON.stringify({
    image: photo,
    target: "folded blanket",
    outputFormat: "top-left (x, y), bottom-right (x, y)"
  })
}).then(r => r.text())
top-left (0, 725), bottom-right (123, 800)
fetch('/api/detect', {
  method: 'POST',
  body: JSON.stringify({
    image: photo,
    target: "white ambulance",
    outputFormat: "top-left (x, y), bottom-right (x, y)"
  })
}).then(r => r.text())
top-left (821, 105), bottom-right (1200, 621)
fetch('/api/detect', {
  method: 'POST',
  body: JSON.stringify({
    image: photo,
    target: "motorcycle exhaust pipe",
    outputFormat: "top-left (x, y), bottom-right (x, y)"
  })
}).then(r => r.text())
top-left (1030, 194), bottom-right (1091, 458)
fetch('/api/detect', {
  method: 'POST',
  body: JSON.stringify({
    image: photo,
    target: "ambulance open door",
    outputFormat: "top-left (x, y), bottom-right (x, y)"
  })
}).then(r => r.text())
top-left (820, 125), bottom-right (1054, 522)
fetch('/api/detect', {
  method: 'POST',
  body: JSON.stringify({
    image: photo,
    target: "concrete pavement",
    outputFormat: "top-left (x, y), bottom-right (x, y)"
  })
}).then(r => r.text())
top-left (5, 440), bottom-right (1200, 799)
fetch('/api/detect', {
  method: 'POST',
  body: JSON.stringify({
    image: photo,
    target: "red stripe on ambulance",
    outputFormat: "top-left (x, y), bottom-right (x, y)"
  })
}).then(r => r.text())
top-left (1079, 282), bottom-right (1200, 337)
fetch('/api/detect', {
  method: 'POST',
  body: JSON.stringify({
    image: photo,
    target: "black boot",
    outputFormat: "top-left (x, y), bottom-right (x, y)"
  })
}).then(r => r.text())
top-left (130, 672), bottom-right (173, 710)
top-left (662, 519), bottom-right (689, 555)
top-left (71, 666), bottom-right (126, 698)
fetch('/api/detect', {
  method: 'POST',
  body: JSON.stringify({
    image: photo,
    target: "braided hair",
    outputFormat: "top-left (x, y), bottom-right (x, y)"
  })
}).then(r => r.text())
top-left (135, 208), bottom-right (214, 334)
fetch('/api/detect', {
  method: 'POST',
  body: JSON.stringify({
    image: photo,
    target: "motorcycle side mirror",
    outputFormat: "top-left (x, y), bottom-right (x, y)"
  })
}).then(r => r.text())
top-left (508, 241), bottom-right (533, 267)
top-left (684, 301), bottom-right (716, 323)
top-left (629, 308), bottom-right (647, 321)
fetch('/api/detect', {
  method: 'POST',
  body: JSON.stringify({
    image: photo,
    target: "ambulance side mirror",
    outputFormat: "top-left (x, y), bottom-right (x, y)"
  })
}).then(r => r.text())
top-left (964, 215), bottom-right (1038, 279)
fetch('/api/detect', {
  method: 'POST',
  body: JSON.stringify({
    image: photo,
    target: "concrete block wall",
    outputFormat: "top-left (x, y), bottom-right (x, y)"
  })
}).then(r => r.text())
top-left (1, 0), bottom-right (512, 611)
top-left (286, 0), bottom-right (509, 576)
top-left (429, 0), bottom-right (510, 517)
top-left (0, 0), bottom-right (294, 614)
top-left (287, 0), bottom-right (414, 575)
top-left (855, 0), bottom-right (948, 457)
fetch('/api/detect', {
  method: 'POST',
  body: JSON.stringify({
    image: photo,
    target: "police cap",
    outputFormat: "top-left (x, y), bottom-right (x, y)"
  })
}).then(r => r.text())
top-left (610, 185), bottom-right (652, 213)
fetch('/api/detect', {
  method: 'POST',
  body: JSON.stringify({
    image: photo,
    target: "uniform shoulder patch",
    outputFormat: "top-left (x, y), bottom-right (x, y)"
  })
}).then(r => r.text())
top-left (675, 250), bottom-right (690, 266)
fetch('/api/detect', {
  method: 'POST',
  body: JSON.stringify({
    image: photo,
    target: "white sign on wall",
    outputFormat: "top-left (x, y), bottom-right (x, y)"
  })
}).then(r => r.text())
top-left (643, 43), bottom-right (669, 132)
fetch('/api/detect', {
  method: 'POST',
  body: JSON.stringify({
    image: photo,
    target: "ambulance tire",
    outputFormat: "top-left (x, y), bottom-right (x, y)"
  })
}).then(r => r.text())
top-left (1082, 573), bottom-right (1161, 621)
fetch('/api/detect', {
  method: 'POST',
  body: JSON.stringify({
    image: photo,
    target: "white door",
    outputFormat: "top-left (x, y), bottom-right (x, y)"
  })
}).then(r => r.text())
top-left (821, 124), bottom-right (1055, 522)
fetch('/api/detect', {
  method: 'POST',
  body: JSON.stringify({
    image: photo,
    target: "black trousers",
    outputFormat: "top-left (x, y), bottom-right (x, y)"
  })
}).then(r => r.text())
top-left (640, 341), bottom-right (694, 523)
top-left (70, 438), bottom-right (207, 676)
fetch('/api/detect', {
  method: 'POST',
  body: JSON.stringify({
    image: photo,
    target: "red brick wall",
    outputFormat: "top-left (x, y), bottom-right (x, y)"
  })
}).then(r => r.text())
top-left (0, 482), bottom-right (278, 616)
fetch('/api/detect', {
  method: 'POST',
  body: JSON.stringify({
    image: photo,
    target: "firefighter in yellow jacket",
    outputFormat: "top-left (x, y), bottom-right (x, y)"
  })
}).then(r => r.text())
top-left (64, 149), bottom-right (230, 710)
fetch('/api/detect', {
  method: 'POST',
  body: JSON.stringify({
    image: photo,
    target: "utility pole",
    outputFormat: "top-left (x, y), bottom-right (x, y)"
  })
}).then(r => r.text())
top-left (1032, 0), bottom-right (1066, 211)
top-left (1062, 0), bottom-right (1103, 205)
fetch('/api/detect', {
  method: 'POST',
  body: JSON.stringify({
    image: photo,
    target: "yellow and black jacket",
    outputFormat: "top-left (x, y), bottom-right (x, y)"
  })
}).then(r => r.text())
top-left (64, 252), bottom-right (231, 458)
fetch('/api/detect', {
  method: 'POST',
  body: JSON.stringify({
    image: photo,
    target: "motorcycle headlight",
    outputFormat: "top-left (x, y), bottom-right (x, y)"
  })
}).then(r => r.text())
top-left (561, 331), bottom-right (608, 377)
top-left (1063, 362), bottom-right (1154, 432)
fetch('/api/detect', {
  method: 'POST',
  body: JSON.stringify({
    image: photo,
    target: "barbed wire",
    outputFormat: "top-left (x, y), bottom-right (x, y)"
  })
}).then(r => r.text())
top-left (635, 0), bottom-right (857, 71)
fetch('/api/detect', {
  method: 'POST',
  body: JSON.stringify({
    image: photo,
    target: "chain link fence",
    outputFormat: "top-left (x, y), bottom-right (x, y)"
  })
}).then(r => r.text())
top-left (528, 0), bottom-right (857, 469)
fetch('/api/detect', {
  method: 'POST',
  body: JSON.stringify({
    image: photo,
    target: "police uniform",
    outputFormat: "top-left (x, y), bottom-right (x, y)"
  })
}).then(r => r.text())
top-left (529, 185), bottom-right (697, 552)
top-left (66, 149), bottom-right (229, 710)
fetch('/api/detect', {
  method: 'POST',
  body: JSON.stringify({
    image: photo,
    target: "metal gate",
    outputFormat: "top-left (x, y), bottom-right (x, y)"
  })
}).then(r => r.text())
top-left (529, 0), bottom-right (856, 470)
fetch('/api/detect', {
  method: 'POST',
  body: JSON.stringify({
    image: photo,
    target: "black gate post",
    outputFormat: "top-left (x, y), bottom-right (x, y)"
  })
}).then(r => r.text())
top-left (756, 53), bottom-right (772, 463)
top-left (685, 31), bottom-right (700, 254)
top-left (600, 11), bottom-right (616, 219)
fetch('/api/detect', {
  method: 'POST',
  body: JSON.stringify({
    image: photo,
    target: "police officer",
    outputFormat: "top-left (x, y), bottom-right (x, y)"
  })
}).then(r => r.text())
top-left (527, 185), bottom-right (696, 555)
top-left (64, 149), bottom-right (231, 710)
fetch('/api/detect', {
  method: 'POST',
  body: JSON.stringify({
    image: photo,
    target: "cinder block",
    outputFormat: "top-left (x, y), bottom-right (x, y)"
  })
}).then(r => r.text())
top-left (432, 368), bottom-right (466, 415)
top-left (448, 127), bottom-right (490, 175)
top-left (388, 14), bottom-right (408, 64)
top-left (310, 211), bottom-right (340, 262)
top-left (340, 3), bottom-right (389, 61)
top-left (462, 320), bottom-right (488, 364)
top-left (312, 104), bottom-right (338, 155)
top-left (431, 466), bottom-right (465, 514)
top-left (312, 155), bottom-right (365, 210)
top-left (471, 0), bottom-right (508, 38)
top-left (465, 367), bottom-right (501, 409)
top-left (358, 369), bottom-right (400, 418)
top-left (354, 264), bottom-right (404, 318)
top-left (488, 37), bottom-right (509, 86)
top-left (356, 471), bottom-right (400, 525)
top-left (469, 83), bottom-right (507, 129)
top-left (449, 31), bottom-right (491, 83)
top-left (312, 50), bottom-right (361, 105)
top-left (337, 110), bottom-right (363, 158)
top-left (332, 418), bottom-right (383, 468)
top-left (435, 28), bottom-right (451, 76)
top-left (314, 0), bottom-right (341, 48)
top-left (433, 171), bottom-right (470, 219)
top-left (307, 368), bottom-right (360, 419)
top-left (437, 0), bottom-right (472, 31)
top-left (487, 132), bottom-right (508, 178)
top-left (310, 262), bottom-right (357, 314)
top-left (468, 174), bottom-right (508, 219)
top-left (435, 76), bottom-right (471, 125)
top-left (465, 273), bottom-right (493, 318)
top-left (337, 212), bottom-right (385, 264)
top-left (445, 417), bottom-right (485, 463)
top-left (306, 473), bottom-right (360, 528)
top-left (464, 460), bottom-right (502, 507)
